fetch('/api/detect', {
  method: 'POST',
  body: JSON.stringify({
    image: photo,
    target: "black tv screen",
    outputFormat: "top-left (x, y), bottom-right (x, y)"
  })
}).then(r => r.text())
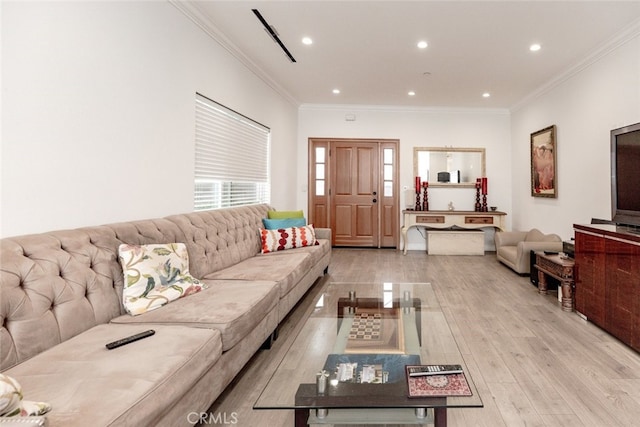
top-left (611, 122), bottom-right (640, 226)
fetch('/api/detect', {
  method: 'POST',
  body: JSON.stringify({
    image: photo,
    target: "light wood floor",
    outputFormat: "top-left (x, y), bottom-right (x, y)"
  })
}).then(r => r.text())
top-left (204, 249), bottom-right (640, 426)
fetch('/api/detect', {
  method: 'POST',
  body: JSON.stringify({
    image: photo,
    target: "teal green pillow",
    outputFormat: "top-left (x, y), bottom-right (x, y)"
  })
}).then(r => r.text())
top-left (267, 210), bottom-right (304, 219)
top-left (262, 218), bottom-right (306, 229)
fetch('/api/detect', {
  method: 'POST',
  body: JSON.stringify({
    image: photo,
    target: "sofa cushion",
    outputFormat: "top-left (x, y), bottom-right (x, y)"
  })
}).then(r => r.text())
top-left (258, 237), bottom-right (331, 261)
top-left (262, 217), bottom-right (306, 229)
top-left (111, 280), bottom-right (279, 351)
top-left (118, 243), bottom-right (205, 315)
top-left (1, 324), bottom-right (222, 427)
top-left (260, 225), bottom-right (317, 253)
top-left (205, 251), bottom-right (316, 300)
top-left (267, 210), bottom-right (304, 219)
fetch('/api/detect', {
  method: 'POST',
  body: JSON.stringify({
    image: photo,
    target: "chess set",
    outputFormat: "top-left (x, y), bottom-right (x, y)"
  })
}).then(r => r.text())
top-left (344, 308), bottom-right (405, 354)
top-left (348, 312), bottom-right (383, 341)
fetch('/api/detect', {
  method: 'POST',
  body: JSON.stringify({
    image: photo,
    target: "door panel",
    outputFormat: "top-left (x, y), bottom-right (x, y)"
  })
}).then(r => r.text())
top-left (334, 205), bottom-right (353, 238)
top-left (332, 142), bottom-right (378, 246)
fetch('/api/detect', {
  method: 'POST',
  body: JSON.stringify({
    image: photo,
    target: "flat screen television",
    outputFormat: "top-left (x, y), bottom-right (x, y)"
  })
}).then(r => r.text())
top-left (611, 122), bottom-right (640, 227)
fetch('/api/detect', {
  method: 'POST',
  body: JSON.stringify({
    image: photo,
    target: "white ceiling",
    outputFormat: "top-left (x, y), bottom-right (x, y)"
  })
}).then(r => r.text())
top-left (187, 1), bottom-right (640, 109)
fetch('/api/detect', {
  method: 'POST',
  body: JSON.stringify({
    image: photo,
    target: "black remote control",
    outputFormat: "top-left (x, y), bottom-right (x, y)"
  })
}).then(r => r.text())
top-left (407, 364), bottom-right (463, 376)
top-left (106, 329), bottom-right (155, 350)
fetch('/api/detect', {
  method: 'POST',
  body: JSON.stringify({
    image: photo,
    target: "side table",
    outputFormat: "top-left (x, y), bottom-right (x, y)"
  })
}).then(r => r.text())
top-left (534, 252), bottom-right (575, 312)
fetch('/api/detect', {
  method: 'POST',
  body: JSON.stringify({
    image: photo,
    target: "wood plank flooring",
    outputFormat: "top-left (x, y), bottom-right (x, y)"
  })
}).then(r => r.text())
top-left (202, 249), bottom-right (640, 426)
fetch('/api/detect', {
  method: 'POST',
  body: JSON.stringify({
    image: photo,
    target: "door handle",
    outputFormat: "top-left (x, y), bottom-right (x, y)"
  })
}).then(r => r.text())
top-left (372, 191), bottom-right (377, 195)
top-left (372, 198), bottom-right (377, 203)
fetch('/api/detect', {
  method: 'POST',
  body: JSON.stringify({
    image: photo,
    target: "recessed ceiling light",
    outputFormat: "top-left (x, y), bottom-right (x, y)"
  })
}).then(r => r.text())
top-left (482, 92), bottom-right (491, 98)
top-left (417, 41), bottom-right (428, 49)
top-left (302, 37), bottom-right (313, 45)
top-left (332, 89), bottom-right (340, 94)
top-left (530, 43), bottom-right (541, 52)
top-left (408, 91), bottom-right (416, 96)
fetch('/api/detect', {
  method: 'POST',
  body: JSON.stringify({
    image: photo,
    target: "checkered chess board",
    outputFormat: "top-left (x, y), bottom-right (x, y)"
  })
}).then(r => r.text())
top-left (348, 312), bottom-right (382, 340)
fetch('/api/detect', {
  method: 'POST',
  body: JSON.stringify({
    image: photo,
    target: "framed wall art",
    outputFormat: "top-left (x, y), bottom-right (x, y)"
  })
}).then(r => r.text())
top-left (531, 125), bottom-right (557, 198)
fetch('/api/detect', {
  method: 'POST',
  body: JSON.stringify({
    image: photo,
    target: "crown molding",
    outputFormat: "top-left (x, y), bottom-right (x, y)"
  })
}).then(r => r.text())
top-left (299, 103), bottom-right (510, 115)
top-left (169, 0), bottom-right (299, 107)
top-left (511, 17), bottom-right (640, 113)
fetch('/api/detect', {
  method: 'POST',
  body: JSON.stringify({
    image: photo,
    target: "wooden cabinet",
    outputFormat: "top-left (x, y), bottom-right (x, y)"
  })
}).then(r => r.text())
top-left (574, 224), bottom-right (640, 352)
top-left (605, 237), bottom-right (640, 349)
top-left (574, 229), bottom-right (606, 327)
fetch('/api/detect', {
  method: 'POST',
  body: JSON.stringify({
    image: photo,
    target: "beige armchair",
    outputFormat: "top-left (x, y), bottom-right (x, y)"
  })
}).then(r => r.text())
top-left (495, 228), bottom-right (563, 274)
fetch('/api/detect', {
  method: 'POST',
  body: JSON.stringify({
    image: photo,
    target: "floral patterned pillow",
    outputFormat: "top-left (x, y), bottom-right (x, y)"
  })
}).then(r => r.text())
top-left (260, 224), bottom-right (317, 253)
top-left (118, 243), bottom-right (204, 316)
top-left (0, 374), bottom-right (51, 417)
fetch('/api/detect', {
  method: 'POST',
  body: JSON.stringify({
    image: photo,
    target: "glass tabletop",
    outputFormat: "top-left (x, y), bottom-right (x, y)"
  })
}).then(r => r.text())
top-left (254, 282), bottom-right (483, 413)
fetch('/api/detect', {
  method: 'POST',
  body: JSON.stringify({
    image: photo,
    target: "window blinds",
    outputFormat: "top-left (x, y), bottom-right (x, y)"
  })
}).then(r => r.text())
top-left (194, 93), bottom-right (270, 211)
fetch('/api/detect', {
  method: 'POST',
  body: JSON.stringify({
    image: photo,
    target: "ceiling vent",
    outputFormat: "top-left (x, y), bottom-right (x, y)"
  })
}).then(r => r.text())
top-left (252, 9), bottom-right (296, 63)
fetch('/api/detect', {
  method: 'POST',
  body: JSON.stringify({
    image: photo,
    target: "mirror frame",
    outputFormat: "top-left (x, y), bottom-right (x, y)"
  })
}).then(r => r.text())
top-left (413, 147), bottom-right (486, 188)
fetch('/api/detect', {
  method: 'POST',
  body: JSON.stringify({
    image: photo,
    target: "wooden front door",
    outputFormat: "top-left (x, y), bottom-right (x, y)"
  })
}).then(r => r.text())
top-left (308, 138), bottom-right (399, 248)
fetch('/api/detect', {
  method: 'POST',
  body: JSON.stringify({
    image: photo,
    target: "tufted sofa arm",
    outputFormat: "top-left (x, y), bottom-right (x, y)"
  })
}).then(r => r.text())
top-left (315, 227), bottom-right (331, 241)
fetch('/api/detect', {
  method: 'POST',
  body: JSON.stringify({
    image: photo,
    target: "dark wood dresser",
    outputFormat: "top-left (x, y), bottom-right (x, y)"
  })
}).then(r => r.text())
top-left (574, 224), bottom-right (640, 352)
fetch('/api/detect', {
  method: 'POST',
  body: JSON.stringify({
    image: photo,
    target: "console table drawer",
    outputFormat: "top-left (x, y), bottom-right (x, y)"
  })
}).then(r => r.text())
top-left (465, 216), bottom-right (494, 225)
top-left (416, 215), bottom-right (445, 224)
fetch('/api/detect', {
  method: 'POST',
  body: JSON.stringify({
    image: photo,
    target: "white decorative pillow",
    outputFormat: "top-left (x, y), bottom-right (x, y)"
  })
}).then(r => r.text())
top-left (0, 374), bottom-right (51, 417)
top-left (118, 243), bottom-right (204, 316)
top-left (260, 224), bottom-right (317, 253)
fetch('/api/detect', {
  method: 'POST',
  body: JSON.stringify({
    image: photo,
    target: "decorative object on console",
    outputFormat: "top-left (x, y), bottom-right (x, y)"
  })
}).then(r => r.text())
top-left (422, 181), bottom-right (429, 211)
top-left (481, 177), bottom-right (488, 211)
top-left (531, 125), bottom-right (557, 198)
top-left (474, 179), bottom-right (481, 211)
top-left (118, 243), bottom-right (205, 316)
top-left (415, 176), bottom-right (422, 210)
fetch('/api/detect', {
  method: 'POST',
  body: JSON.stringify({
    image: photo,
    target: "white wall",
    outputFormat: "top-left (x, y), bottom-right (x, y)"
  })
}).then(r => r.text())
top-left (510, 30), bottom-right (640, 241)
top-left (1, 1), bottom-right (298, 237)
top-left (298, 106), bottom-right (511, 250)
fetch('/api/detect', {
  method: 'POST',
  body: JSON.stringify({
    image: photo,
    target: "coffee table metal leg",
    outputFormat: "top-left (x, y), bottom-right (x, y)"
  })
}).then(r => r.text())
top-left (294, 408), bottom-right (307, 427)
top-left (434, 407), bottom-right (447, 427)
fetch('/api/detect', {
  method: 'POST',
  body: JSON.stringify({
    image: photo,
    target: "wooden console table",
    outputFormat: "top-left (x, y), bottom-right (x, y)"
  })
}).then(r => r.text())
top-left (535, 252), bottom-right (575, 312)
top-left (400, 210), bottom-right (506, 254)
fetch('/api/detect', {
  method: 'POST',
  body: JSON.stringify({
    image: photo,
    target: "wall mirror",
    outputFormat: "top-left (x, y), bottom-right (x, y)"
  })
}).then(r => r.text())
top-left (413, 147), bottom-right (485, 188)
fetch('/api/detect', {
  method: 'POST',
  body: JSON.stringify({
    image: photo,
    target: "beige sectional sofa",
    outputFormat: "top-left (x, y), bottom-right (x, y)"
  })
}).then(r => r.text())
top-left (0, 204), bottom-right (331, 426)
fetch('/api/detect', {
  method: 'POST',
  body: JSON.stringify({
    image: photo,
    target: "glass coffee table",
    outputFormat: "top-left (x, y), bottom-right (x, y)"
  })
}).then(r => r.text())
top-left (254, 282), bottom-right (483, 426)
